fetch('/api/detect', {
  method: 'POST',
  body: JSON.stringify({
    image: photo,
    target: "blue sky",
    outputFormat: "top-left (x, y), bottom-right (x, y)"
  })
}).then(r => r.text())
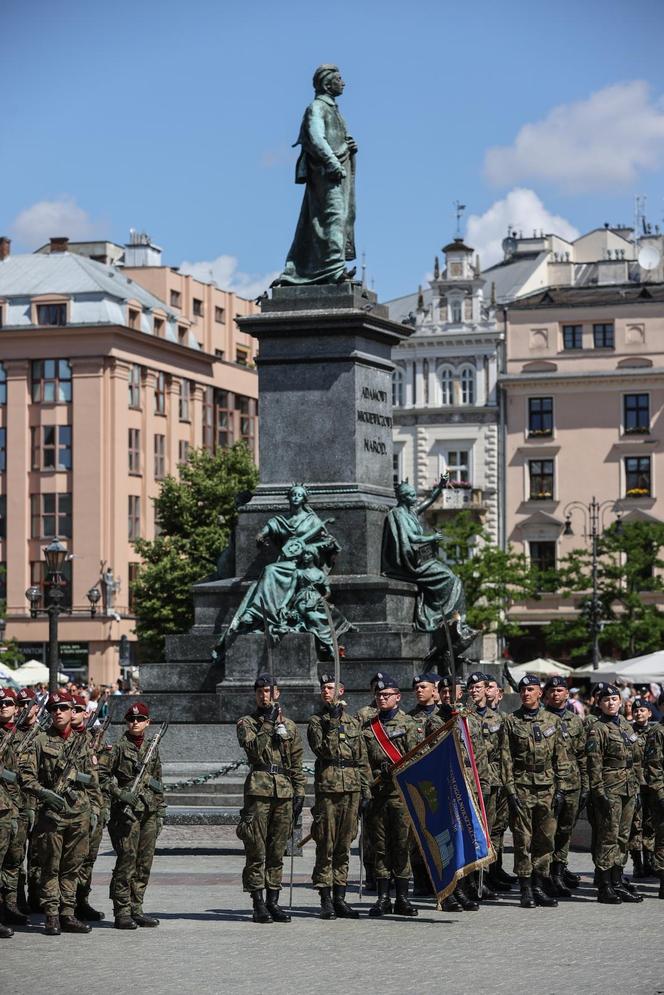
top-left (3, 0), bottom-right (664, 299)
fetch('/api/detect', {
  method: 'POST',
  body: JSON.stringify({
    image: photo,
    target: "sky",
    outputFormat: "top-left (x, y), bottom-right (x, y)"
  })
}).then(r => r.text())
top-left (3, 0), bottom-right (664, 300)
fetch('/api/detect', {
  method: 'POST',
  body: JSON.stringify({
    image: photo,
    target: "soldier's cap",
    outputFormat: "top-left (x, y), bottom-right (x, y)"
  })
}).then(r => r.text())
top-left (71, 693), bottom-right (88, 709)
top-left (46, 691), bottom-right (73, 710)
top-left (437, 676), bottom-right (453, 690)
top-left (632, 696), bottom-right (650, 711)
top-left (17, 687), bottom-right (36, 703)
top-left (412, 672), bottom-right (439, 688)
top-left (375, 675), bottom-right (399, 692)
top-left (0, 688), bottom-right (17, 704)
top-left (543, 676), bottom-right (568, 691)
top-left (125, 701), bottom-right (150, 720)
top-left (597, 684), bottom-right (620, 700)
top-left (518, 674), bottom-right (541, 690)
top-left (369, 672), bottom-right (385, 688)
top-left (467, 671), bottom-right (489, 686)
top-left (591, 682), bottom-right (608, 695)
top-left (319, 673), bottom-right (342, 687)
top-left (254, 674), bottom-right (278, 690)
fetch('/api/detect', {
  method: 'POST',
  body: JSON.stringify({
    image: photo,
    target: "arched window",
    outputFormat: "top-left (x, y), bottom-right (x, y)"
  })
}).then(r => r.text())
top-left (451, 299), bottom-right (462, 323)
top-left (440, 366), bottom-right (454, 406)
top-left (392, 367), bottom-right (404, 407)
top-left (460, 366), bottom-right (475, 405)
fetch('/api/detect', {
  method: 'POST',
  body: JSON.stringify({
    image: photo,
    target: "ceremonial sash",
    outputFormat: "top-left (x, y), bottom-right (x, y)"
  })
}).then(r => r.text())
top-left (370, 716), bottom-right (403, 764)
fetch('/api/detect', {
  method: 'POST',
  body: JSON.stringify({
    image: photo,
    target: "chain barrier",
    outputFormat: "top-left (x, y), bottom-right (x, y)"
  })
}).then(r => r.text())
top-left (166, 759), bottom-right (316, 792)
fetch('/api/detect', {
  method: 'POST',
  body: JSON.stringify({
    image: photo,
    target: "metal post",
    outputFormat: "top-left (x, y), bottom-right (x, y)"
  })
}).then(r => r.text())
top-left (590, 497), bottom-right (599, 670)
top-left (47, 600), bottom-right (59, 693)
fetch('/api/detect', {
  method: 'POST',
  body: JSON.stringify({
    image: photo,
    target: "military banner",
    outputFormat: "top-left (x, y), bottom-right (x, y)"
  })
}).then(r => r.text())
top-left (393, 716), bottom-right (494, 902)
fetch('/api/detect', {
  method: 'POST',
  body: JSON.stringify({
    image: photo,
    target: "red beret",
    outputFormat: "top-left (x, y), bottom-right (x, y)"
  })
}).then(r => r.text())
top-left (0, 688), bottom-right (17, 703)
top-left (17, 687), bottom-right (36, 703)
top-left (71, 693), bottom-right (88, 708)
top-left (47, 691), bottom-right (73, 710)
top-left (125, 701), bottom-right (149, 720)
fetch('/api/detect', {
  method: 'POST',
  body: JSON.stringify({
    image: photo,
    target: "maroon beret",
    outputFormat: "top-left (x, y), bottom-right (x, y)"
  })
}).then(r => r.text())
top-left (71, 693), bottom-right (88, 708)
top-left (47, 691), bottom-right (73, 710)
top-left (125, 701), bottom-right (149, 720)
top-left (0, 688), bottom-right (17, 703)
top-left (17, 687), bottom-right (36, 703)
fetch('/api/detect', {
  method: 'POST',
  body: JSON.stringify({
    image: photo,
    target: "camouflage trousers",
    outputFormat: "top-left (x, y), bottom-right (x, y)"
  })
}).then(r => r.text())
top-left (1, 810), bottom-right (29, 901)
top-left (653, 795), bottom-right (664, 872)
top-left (238, 795), bottom-right (292, 893)
top-left (108, 807), bottom-right (159, 917)
top-left (594, 793), bottom-right (637, 871)
top-left (311, 791), bottom-right (360, 889)
top-left (369, 792), bottom-right (411, 880)
top-left (628, 788), bottom-right (655, 853)
top-left (78, 810), bottom-right (106, 899)
top-left (0, 813), bottom-right (14, 890)
top-left (490, 787), bottom-right (509, 852)
top-left (33, 809), bottom-right (90, 916)
top-left (553, 787), bottom-right (580, 865)
top-left (508, 785), bottom-right (555, 877)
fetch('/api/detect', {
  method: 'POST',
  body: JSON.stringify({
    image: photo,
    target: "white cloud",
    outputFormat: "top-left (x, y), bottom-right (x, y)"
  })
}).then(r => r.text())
top-left (484, 81), bottom-right (664, 192)
top-left (10, 196), bottom-right (102, 248)
top-left (466, 189), bottom-right (580, 267)
top-left (180, 255), bottom-right (279, 300)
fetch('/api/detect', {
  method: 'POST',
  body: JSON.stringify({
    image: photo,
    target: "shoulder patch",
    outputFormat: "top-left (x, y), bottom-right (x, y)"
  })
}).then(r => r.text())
top-left (586, 740), bottom-right (598, 753)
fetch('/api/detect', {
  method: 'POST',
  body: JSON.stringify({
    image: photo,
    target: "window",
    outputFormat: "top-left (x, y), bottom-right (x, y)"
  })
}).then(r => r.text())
top-left (392, 368), bottom-right (404, 407)
top-left (36, 303), bottom-right (66, 326)
top-left (178, 440), bottom-right (190, 465)
top-left (0, 363), bottom-right (5, 405)
top-left (460, 366), bottom-right (475, 405)
top-left (393, 451), bottom-right (401, 488)
top-left (170, 289), bottom-right (181, 308)
top-left (422, 359), bottom-right (429, 405)
top-left (32, 425), bottom-right (72, 470)
top-left (154, 434), bottom-right (165, 479)
top-left (593, 323), bottom-right (614, 349)
top-left (215, 306), bottom-right (225, 323)
top-left (31, 559), bottom-right (72, 610)
top-left (440, 367), bottom-right (453, 406)
top-left (445, 450), bottom-right (470, 484)
top-left (624, 393), bottom-right (649, 434)
top-left (128, 562), bottom-right (139, 613)
top-left (128, 364), bottom-right (141, 408)
top-left (238, 395), bottom-right (256, 450)
top-left (128, 495), bottom-right (141, 540)
top-left (31, 360), bottom-right (72, 403)
top-left (193, 298), bottom-right (204, 317)
top-left (451, 300), bottom-right (462, 323)
top-left (528, 397), bottom-right (553, 437)
top-left (530, 541), bottom-right (557, 592)
top-left (30, 492), bottom-right (72, 537)
top-left (179, 379), bottom-right (191, 421)
top-left (128, 308), bottom-right (140, 330)
top-left (0, 564), bottom-right (5, 602)
top-left (202, 386), bottom-right (214, 451)
top-left (154, 317), bottom-right (164, 336)
top-left (529, 459), bottom-right (554, 500)
top-left (562, 324), bottom-right (583, 350)
top-left (128, 429), bottom-right (141, 474)
top-left (0, 427), bottom-right (5, 472)
top-left (154, 371), bottom-right (166, 414)
top-left (625, 457), bottom-right (651, 497)
top-left (216, 390), bottom-right (233, 449)
top-left (236, 347), bottom-right (250, 366)
top-left (0, 496), bottom-right (4, 539)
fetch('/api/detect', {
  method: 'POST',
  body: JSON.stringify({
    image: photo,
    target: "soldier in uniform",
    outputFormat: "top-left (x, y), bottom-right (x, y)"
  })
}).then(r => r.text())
top-left (236, 675), bottom-right (305, 924)
top-left (543, 676), bottom-right (588, 896)
top-left (14, 688), bottom-right (41, 915)
top-left (362, 675), bottom-right (420, 917)
top-left (587, 684), bottom-right (643, 904)
top-left (500, 674), bottom-right (564, 909)
top-left (483, 676), bottom-right (515, 890)
top-left (644, 691), bottom-right (664, 899)
top-left (105, 701), bottom-right (166, 929)
top-left (628, 696), bottom-right (655, 879)
top-left (355, 673), bottom-right (383, 725)
top-left (69, 694), bottom-right (106, 922)
top-left (355, 672), bottom-right (383, 892)
top-left (0, 689), bottom-right (21, 938)
top-left (18, 690), bottom-right (101, 935)
top-left (408, 673), bottom-right (439, 895)
top-left (307, 674), bottom-right (371, 919)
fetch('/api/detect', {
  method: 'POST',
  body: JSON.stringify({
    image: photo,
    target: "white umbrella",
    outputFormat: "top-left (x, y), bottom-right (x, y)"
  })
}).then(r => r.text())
top-left (522, 657), bottom-right (574, 676)
top-left (615, 650), bottom-right (664, 684)
top-left (571, 660), bottom-right (622, 681)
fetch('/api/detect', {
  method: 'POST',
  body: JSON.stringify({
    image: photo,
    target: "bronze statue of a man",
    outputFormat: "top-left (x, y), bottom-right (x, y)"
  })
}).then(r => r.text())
top-left (274, 64), bottom-right (357, 286)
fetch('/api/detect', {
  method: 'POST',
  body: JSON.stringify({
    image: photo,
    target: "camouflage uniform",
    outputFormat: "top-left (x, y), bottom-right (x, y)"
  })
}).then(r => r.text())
top-left (546, 706), bottom-right (588, 867)
top-left (0, 723), bottom-right (21, 927)
top-left (500, 705), bottom-right (562, 877)
top-left (586, 714), bottom-right (639, 871)
top-left (236, 710), bottom-right (305, 892)
top-left (18, 726), bottom-right (101, 918)
top-left (355, 701), bottom-right (378, 887)
top-left (628, 720), bottom-right (655, 861)
top-left (307, 706), bottom-right (371, 889)
top-left (77, 733), bottom-right (113, 912)
top-left (472, 705), bottom-right (503, 842)
top-left (105, 733), bottom-right (166, 920)
top-left (644, 719), bottom-right (664, 881)
top-left (1, 723), bottom-right (36, 917)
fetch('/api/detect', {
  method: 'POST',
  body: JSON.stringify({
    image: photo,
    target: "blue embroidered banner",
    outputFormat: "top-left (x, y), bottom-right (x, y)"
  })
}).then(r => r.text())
top-left (393, 717), bottom-right (493, 901)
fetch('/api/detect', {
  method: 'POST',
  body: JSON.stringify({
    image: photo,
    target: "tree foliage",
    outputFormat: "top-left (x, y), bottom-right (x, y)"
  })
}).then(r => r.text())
top-left (131, 444), bottom-right (258, 662)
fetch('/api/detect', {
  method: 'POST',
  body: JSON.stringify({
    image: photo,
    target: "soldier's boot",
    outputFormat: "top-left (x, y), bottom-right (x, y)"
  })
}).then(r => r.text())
top-left (531, 870), bottom-right (558, 907)
top-left (561, 865), bottom-right (581, 889)
top-left (16, 874), bottom-right (31, 916)
top-left (75, 886), bottom-right (105, 922)
top-left (495, 852), bottom-right (517, 887)
top-left (114, 915), bottom-right (139, 930)
top-left (477, 873), bottom-right (497, 901)
top-left (44, 915), bottom-right (61, 936)
top-left (250, 890), bottom-right (273, 924)
top-left (487, 862), bottom-right (511, 893)
top-left (265, 888), bottom-right (291, 923)
top-left (132, 913), bottom-right (160, 927)
top-left (60, 915), bottom-right (92, 933)
top-left (1, 892), bottom-right (28, 927)
top-left (393, 878), bottom-right (418, 917)
top-left (611, 866), bottom-right (642, 903)
top-left (596, 868), bottom-right (621, 904)
top-left (631, 849), bottom-right (645, 879)
top-left (441, 891), bottom-right (462, 912)
top-left (368, 878), bottom-right (392, 917)
top-left (318, 887), bottom-right (336, 920)
top-left (518, 876), bottom-right (536, 909)
top-left (549, 861), bottom-right (572, 898)
top-left (27, 883), bottom-right (42, 914)
top-left (411, 859), bottom-right (434, 897)
top-left (0, 921), bottom-right (13, 939)
top-left (332, 885), bottom-right (359, 919)
top-left (659, 874), bottom-right (664, 899)
top-left (454, 878), bottom-right (479, 912)
top-left (644, 850), bottom-right (656, 877)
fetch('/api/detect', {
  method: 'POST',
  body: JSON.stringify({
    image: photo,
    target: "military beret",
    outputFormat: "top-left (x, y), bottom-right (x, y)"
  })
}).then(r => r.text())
top-left (369, 672), bottom-right (385, 688)
top-left (319, 673), bottom-right (338, 686)
top-left (412, 672), bottom-right (439, 687)
top-left (47, 691), bottom-right (73, 710)
top-left (0, 688), bottom-right (17, 703)
top-left (375, 674), bottom-right (399, 692)
top-left (125, 701), bottom-right (149, 720)
top-left (17, 687), bottom-right (36, 703)
top-left (518, 674), bottom-right (541, 690)
top-left (467, 671), bottom-right (488, 686)
top-left (632, 697), bottom-right (650, 711)
top-left (591, 682), bottom-right (608, 695)
top-left (597, 684), bottom-right (620, 700)
top-left (71, 693), bottom-right (88, 708)
top-left (437, 676), bottom-right (453, 690)
top-left (254, 674), bottom-right (277, 690)
top-left (543, 676), bottom-right (568, 691)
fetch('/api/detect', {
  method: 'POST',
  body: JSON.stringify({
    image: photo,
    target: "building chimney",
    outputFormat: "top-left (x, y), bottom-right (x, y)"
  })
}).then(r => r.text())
top-left (49, 237), bottom-right (69, 253)
top-left (0, 237), bottom-right (10, 261)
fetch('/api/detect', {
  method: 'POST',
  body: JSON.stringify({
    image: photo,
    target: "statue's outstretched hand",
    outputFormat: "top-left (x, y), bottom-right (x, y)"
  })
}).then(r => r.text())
top-left (439, 471), bottom-right (450, 489)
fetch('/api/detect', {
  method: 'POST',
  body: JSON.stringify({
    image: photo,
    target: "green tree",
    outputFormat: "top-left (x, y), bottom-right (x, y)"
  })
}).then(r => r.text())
top-left (131, 444), bottom-right (258, 661)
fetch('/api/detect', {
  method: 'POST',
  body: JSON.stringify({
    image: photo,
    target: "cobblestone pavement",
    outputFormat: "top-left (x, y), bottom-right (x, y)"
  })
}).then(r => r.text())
top-left (5, 828), bottom-right (664, 995)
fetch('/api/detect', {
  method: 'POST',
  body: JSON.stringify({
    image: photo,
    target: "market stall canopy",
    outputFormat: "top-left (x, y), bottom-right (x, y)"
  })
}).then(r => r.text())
top-left (615, 650), bottom-right (664, 684)
top-left (13, 659), bottom-right (68, 685)
top-left (569, 661), bottom-right (621, 681)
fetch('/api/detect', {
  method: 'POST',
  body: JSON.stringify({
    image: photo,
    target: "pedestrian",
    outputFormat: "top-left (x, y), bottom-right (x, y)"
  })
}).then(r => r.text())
top-left (644, 691), bottom-right (664, 899)
top-left (629, 696), bottom-right (656, 879)
top-left (69, 694), bottom-right (106, 922)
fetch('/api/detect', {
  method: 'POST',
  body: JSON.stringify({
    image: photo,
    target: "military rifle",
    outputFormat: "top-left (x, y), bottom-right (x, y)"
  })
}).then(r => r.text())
top-left (15, 705), bottom-right (51, 756)
top-left (0, 705), bottom-right (31, 786)
top-left (121, 720), bottom-right (169, 820)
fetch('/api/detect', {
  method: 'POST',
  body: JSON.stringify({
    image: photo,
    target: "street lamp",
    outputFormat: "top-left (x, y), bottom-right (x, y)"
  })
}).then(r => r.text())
top-left (86, 586), bottom-right (101, 616)
top-left (562, 496), bottom-right (622, 670)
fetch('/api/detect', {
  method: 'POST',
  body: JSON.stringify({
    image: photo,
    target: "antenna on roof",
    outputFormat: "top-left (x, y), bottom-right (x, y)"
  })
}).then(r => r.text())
top-left (453, 200), bottom-right (466, 235)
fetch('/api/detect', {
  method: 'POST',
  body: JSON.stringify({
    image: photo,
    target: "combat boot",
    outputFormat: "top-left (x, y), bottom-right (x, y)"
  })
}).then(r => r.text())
top-left (393, 878), bottom-right (418, 917)
top-left (265, 888), bottom-right (291, 923)
top-left (318, 887), bottom-right (336, 920)
top-left (487, 862), bottom-right (512, 893)
top-left (411, 859), bottom-right (434, 896)
top-left (250, 890), bottom-right (273, 924)
top-left (495, 852), bottom-right (516, 887)
top-left (454, 878), bottom-right (479, 911)
top-left (132, 913), bottom-right (160, 927)
top-left (60, 915), bottom-right (91, 933)
top-left (643, 849), bottom-right (656, 878)
top-left (549, 861), bottom-right (572, 898)
top-left (44, 915), bottom-right (61, 935)
top-left (75, 887), bottom-right (105, 922)
top-left (611, 867), bottom-right (642, 903)
top-left (1, 895), bottom-right (28, 926)
top-left (333, 884), bottom-right (359, 919)
top-left (114, 915), bottom-right (138, 929)
top-left (0, 921), bottom-right (13, 939)
top-left (441, 891), bottom-right (462, 912)
top-left (532, 870), bottom-right (558, 907)
top-left (519, 876), bottom-right (536, 909)
top-left (368, 878), bottom-right (392, 917)
top-left (561, 865), bottom-right (581, 889)
top-left (631, 849), bottom-right (645, 878)
top-left (596, 868), bottom-right (621, 904)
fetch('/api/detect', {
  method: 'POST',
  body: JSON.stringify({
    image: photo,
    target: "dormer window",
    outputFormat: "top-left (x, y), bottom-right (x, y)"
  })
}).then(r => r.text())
top-left (37, 303), bottom-right (66, 326)
top-left (128, 308), bottom-right (140, 330)
top-left (451, 300), bottom-right (462, 323)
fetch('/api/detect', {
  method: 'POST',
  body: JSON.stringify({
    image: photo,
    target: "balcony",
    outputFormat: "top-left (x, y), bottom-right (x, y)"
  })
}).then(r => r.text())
top-left (434, 485), bottom-right (488, 511)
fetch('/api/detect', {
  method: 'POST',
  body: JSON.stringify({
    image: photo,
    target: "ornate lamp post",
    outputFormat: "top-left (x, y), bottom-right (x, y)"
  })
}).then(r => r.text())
top-left (563, 497), bottom-right (623, 670)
